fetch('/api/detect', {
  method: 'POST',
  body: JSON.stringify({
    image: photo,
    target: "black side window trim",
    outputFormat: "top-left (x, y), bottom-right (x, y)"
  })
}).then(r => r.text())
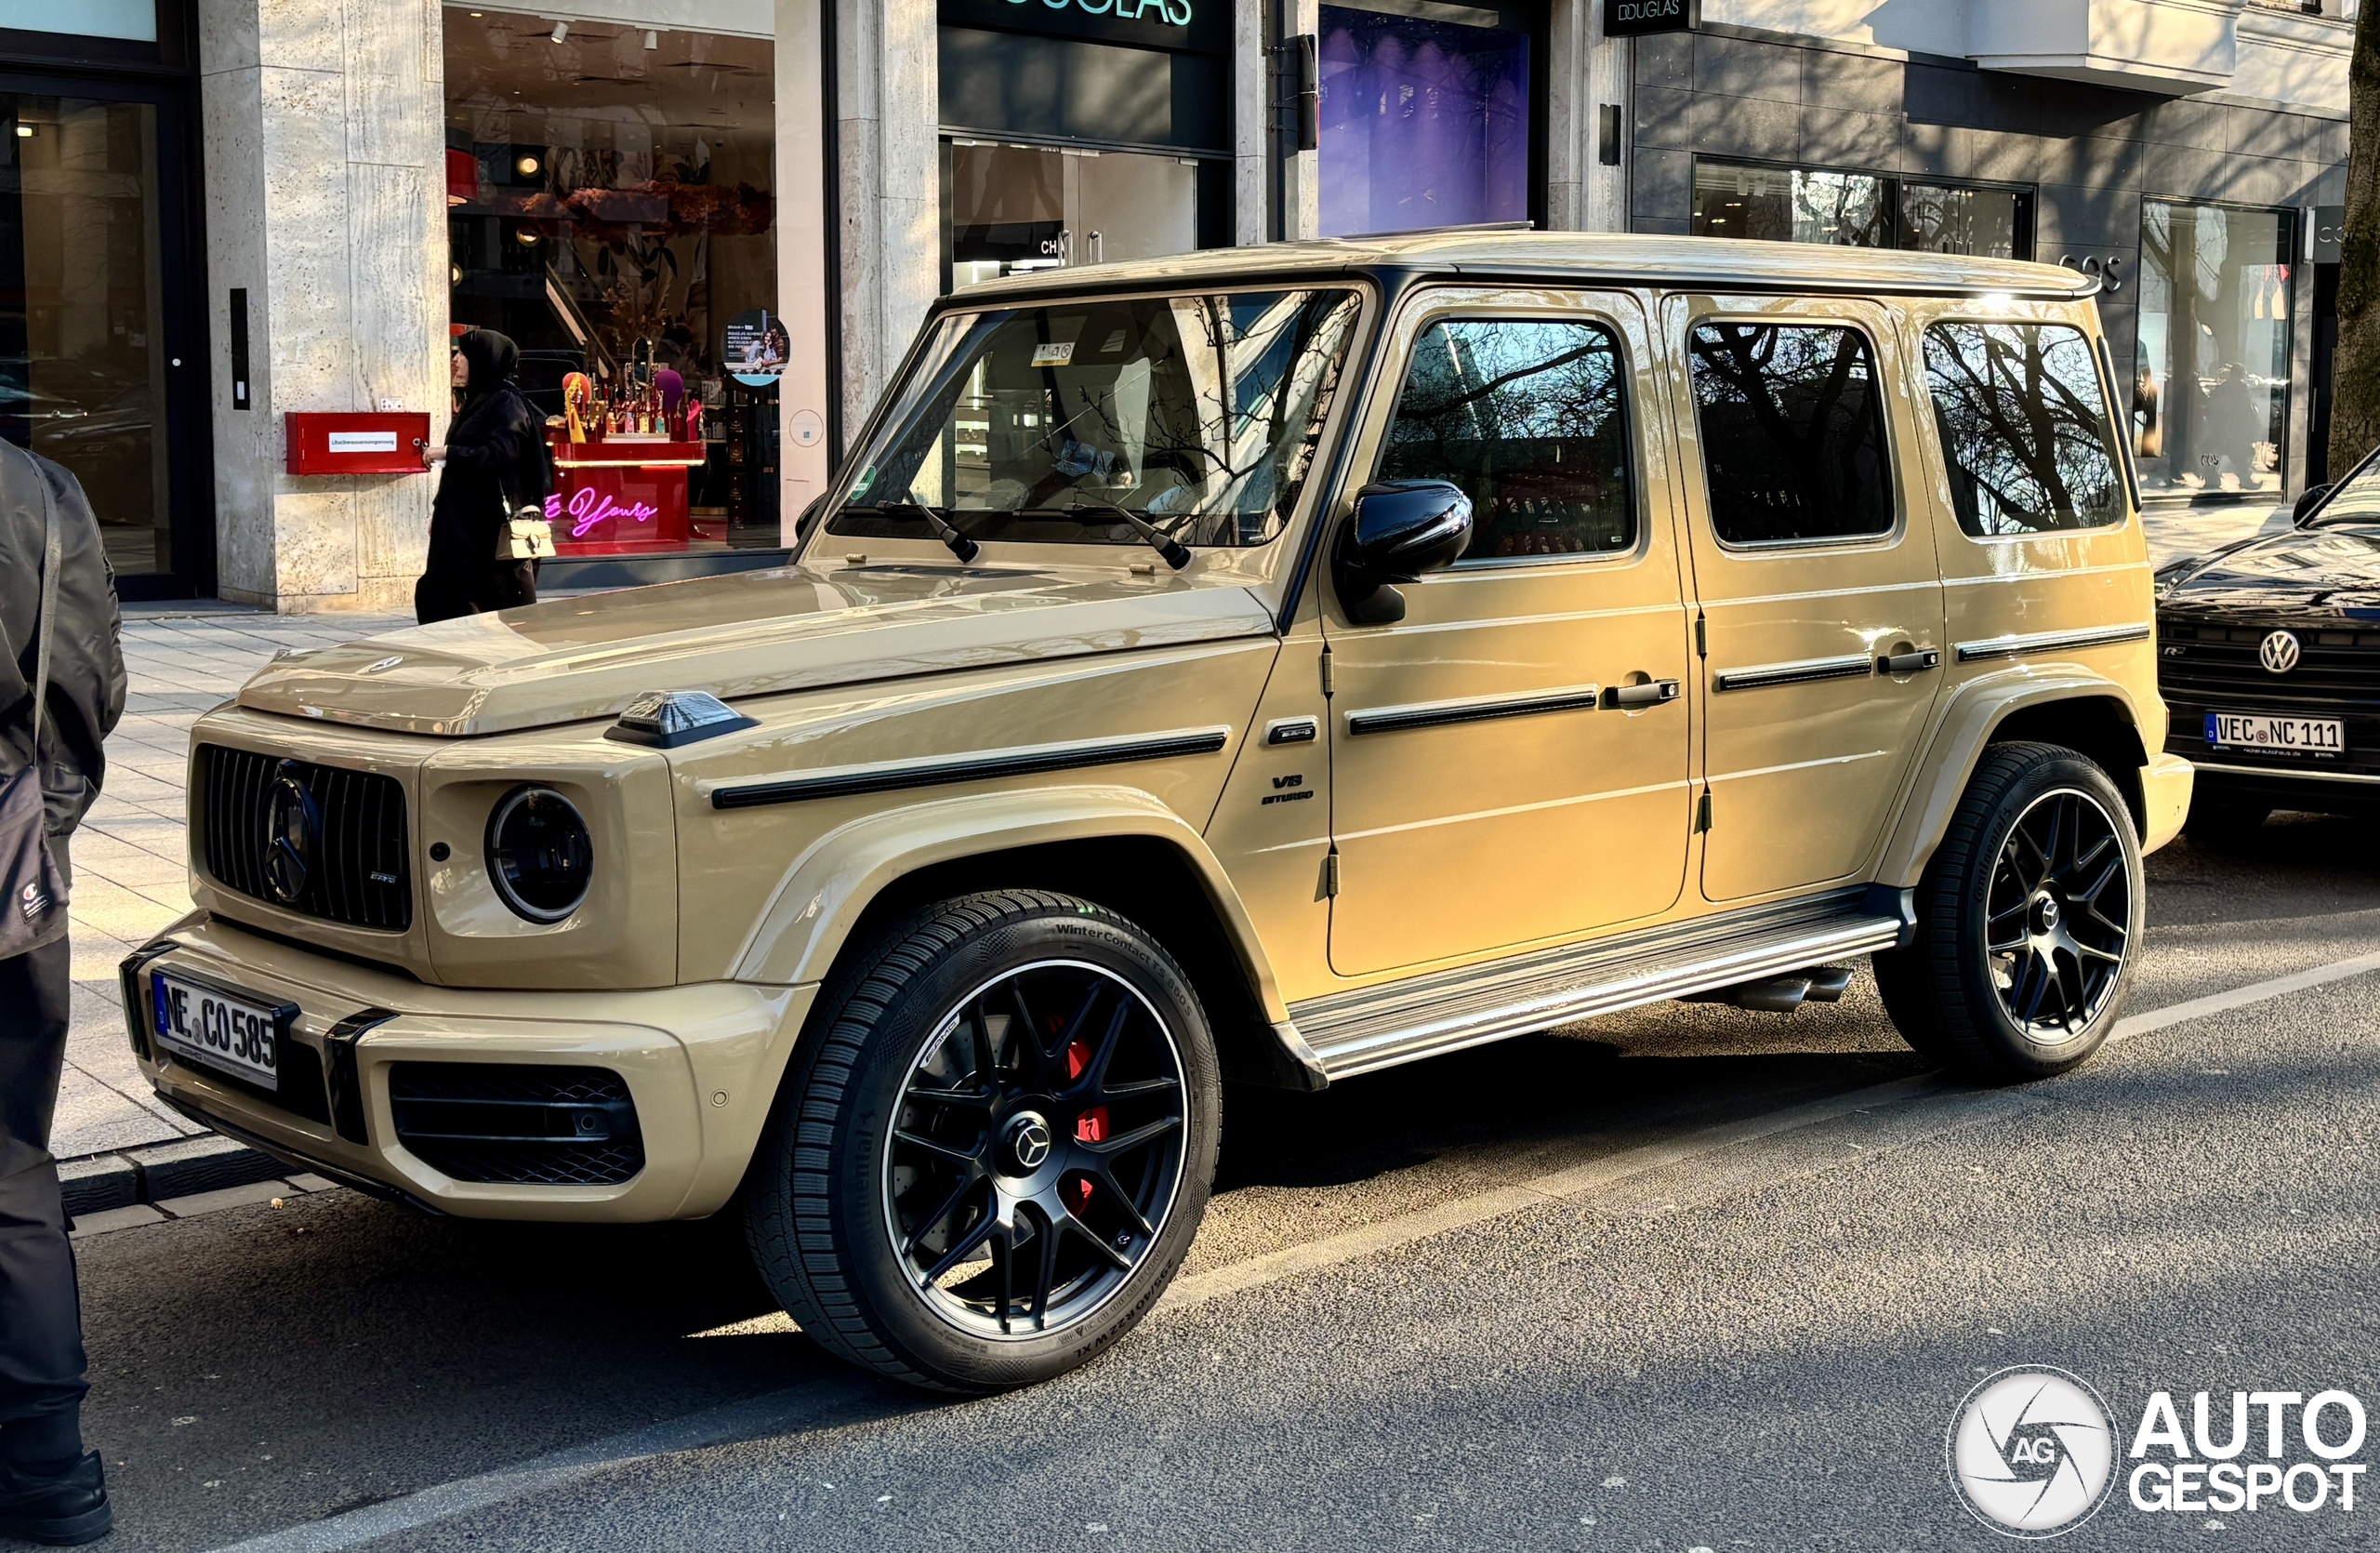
top-left (1686, 313), bottom-right (1904, 554)
top-left (1378, 305), bottom-right (1649, 573)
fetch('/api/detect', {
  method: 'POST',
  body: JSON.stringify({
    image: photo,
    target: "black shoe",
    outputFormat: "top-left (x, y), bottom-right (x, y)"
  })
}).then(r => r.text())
top-left (0, 1453), bottom-right (111, 1546)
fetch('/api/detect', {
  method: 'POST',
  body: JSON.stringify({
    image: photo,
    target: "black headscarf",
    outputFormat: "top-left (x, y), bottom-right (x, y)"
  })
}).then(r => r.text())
top-left (455, 328), bottom-right (521, 417)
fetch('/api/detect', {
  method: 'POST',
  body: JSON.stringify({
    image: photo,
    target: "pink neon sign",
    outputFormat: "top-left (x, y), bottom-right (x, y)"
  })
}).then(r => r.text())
top-left (548, 487), bottom-right (660, 540)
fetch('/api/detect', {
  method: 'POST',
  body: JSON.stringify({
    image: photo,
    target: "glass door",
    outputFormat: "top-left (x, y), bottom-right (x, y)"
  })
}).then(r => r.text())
top-left (0, 82), bottom-right (203, 593)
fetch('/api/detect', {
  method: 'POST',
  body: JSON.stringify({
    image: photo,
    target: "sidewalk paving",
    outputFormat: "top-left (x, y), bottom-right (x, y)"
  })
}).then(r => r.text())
top-left (47, 498), bottom-right (2286, 1164)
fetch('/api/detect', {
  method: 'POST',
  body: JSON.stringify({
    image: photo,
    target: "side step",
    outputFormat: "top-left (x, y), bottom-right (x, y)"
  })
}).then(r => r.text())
top-left (1289, 889), bottom-right (1909, 1082)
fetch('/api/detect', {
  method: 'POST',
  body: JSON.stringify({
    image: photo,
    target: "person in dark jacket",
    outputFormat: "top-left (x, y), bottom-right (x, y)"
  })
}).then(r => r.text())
top-left (415, 328), bottom-right (550, 624)
top-left (0, 440), bottom-right (126, 1546)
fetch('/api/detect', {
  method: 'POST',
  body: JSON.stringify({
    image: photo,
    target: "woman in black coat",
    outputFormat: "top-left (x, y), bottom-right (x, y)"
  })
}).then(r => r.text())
top-left (416, 328), bottom-right (550, 624)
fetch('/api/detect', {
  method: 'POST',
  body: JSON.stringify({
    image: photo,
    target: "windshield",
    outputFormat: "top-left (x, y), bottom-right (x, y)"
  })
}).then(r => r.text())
top-left (829, 288), bottom-right (1364, 550)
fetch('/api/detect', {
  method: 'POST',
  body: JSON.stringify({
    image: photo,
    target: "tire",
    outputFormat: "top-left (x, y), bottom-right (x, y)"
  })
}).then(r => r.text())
top-left (1874, 742), bottom-right (2143, 1082)
top-left (743, 890), bottom-right (1221, 1392)
top-left (2183, 785), bottom-right (2272, 841)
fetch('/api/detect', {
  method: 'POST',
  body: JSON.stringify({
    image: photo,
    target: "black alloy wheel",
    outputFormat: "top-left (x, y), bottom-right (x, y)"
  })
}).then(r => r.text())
top-left (1982, 788), bottom-right (2132, 1040)
top-left (1875, 742), bottom-right (2144, 1082)
top-left (884, 960), bottom-right (1189, 1338)
top-left (744, 890), bottom-right (1221, 1392)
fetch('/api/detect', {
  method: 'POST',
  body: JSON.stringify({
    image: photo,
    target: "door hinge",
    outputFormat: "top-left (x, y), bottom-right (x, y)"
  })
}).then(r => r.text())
top-left (1319, 644), bottom-right (1335, 697)
top-left (1321, 848), bottom-right (1341, 896)
top-left (1696, 791), bottom-right (1713, 832)
top-left (1695, 614), bottom-right (1708, 658)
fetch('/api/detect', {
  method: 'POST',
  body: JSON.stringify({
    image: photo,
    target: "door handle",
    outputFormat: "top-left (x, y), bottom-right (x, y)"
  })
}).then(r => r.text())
top-left (1605, 679), bottom-right (1682, 709)
top-left (1877, 649), bottom-right (1941, 675)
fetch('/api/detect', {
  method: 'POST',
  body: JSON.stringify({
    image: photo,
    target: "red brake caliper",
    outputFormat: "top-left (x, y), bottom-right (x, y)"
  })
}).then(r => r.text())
top-left (1065, 1037), bottom-right (1106, 1210)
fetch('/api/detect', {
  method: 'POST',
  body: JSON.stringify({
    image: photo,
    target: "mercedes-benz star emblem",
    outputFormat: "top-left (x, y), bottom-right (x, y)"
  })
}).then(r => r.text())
top-left (263, 768), bottom-right (319, 904)
top-left (1004, 1113), bottom-right (1053, 1173)
top-left (2260, 630), bottom-right (2303, 674)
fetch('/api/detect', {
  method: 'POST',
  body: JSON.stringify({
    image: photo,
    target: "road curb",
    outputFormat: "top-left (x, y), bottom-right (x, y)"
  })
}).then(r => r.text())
top-left (59, 1135), bottom-right (288, 1218)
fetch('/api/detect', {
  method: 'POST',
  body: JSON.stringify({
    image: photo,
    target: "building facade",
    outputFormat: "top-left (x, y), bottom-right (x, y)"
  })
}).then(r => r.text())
top-left (0, 0), bottom-right (2354, 607)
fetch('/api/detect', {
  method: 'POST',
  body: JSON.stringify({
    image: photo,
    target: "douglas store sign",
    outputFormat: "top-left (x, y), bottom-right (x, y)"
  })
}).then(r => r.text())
top-left (1604, 0), bottom-right (1697, 34)
top-left (943, 0), bottom-right (1225, 53)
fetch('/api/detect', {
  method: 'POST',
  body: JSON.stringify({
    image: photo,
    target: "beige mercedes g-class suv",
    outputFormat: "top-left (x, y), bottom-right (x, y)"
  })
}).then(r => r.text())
top-left (129, 233), bottom-right (2189, 1391)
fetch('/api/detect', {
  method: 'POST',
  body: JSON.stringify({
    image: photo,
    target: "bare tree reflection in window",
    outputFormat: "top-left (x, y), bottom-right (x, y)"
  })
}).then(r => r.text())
top-left (1922, 322), bottom-right (2122, 538)
top-left (1686, 322), bottom-right (1894, 544)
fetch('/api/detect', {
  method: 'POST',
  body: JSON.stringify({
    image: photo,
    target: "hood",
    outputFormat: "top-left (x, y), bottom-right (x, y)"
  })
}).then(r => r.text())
top-left (2157, 524), bottom-right (2380, 621)
top-left (238, 562), bottom-right (1276, 737)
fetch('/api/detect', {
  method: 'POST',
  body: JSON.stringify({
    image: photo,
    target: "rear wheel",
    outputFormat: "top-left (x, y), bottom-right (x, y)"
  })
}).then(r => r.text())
top-left (743, 890), bottom-right (1220, 1391)
top-left (1876, 743), bottom-right (2142, 1082)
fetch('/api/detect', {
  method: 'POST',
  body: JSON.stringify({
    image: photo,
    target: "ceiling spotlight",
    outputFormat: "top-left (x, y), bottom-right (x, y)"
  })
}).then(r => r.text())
top-left (549, 20), bottom-right (568, 42)
top-left (643, 28), bottom-right (658, 47)
top-left (516, 228), bottom-right (541, 246)
top-left (11, 125), bottom-right (29, 139)
top-left (516, 153), bottom-right (540, 177)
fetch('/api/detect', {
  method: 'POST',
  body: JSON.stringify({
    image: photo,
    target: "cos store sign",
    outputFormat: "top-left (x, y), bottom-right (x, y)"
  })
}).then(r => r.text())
top-left (1604, 0), bottom-right (1698, 34)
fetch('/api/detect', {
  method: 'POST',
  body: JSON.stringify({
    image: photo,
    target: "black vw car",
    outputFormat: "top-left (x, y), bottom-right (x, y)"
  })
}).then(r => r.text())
top-left (2156, 454), bottom-right (2380, 831)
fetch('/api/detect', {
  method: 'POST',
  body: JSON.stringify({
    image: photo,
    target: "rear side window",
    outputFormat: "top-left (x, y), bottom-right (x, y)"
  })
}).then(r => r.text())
top-left (1378, 317), bottom-right (1635, 563)
top-left (1686, 321), bottom-right (1894, 545)
top-left (1921, 322), bottom-right (2124, 537)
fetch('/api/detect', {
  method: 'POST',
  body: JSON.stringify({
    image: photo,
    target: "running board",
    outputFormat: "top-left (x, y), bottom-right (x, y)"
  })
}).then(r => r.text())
top-left (1289, 889), bottom-right (1911, 1082)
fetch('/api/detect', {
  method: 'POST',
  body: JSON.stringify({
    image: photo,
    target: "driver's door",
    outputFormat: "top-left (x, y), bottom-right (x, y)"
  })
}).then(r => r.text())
top-left (1323, 288), bottom-right (1696, 977)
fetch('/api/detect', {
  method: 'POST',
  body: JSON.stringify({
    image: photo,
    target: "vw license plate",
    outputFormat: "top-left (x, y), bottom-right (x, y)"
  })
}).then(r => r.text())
top-left (2205, 711), bottom-right (2346, 755)
top-left (151, 970), bottom-right (286, 1091)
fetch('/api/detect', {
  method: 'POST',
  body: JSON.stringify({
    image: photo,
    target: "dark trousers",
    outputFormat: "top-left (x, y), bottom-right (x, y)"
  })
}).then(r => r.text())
top-left (0, 934), bottom-right (86, 1467)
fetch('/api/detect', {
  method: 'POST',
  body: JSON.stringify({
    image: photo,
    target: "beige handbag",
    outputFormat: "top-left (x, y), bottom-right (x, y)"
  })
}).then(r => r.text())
top-left (496, 476), bottom-right (556, 562)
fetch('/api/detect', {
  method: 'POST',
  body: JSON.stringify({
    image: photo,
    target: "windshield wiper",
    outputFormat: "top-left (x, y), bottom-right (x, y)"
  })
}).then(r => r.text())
top-left (1013, 502), bottom-right (1193, 571)
top-left (860, 501), bottom-right (980, 563)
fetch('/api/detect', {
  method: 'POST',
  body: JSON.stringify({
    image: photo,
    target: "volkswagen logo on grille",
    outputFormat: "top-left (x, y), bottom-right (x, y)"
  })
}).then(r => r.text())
top-left (2260, 630), bottom-right (2303, 674)
top-left (263, 767), bottom-right (320, 905)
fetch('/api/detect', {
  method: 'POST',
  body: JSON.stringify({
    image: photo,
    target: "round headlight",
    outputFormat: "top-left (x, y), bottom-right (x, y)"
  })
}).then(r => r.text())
top-left (485, 786), bottom-right (592, 923)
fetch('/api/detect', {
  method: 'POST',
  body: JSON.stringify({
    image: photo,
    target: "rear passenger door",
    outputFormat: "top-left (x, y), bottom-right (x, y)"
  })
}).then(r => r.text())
top-left (1324, 288), bottom-right (1695, 976)
top-left (1660, 294), bottom-right (1948, 903)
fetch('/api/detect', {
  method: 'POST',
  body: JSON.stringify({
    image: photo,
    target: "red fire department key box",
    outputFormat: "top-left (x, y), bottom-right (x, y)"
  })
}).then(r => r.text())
top-left (284, 412), bottom-right (433, 476)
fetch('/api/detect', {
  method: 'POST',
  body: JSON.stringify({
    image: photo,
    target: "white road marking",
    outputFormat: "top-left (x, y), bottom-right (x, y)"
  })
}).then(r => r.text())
top-left (200, 1379), bottom-right (883, 1553)
top-left (194, 947), bottom-right (2380, 1553)
top-left (2104, 948), bottom-right (2380, 1042)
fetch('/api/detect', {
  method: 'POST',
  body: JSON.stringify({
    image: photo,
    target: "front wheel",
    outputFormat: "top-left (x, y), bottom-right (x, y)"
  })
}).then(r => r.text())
top-left (743, 890), bottom-right (1221, 1391)
top-left (1875, 743), bottom-right (2143, 1082)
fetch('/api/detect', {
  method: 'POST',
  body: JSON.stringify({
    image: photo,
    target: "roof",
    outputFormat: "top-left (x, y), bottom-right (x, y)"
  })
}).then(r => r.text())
top-left (951, 230), bottom-right (2099, 303)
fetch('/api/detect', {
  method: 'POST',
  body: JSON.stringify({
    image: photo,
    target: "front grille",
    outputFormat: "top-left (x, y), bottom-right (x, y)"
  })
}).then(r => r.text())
top-left (389, 1063), bottom-right (644, 1186)
top-left (198, 746), bottom-right (411, 931)
top-left (2156, 617), bottom-right (2380, 717)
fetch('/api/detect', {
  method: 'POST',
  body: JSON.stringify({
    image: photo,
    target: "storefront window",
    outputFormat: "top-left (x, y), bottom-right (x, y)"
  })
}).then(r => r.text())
top-left (0, 96), bottom-right (170, 577)
top-left (937, 0), bottom-right (1229, 287)
top-left (1692, 160), bottom-right (2030, 259)
top-left (1317, 2), bottom-right (1531, 238)
top-left (2134, 200), bottom-right (2294, 499)
top-left (443, 9), bottom-right (778, 555)
top-left (947, 143), bottom-right (1201, 286)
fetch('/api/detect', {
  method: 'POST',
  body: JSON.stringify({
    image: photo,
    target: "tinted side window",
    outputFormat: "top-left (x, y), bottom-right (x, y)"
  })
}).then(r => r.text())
top-left (1686, 322), bottom-right (1894, 544)
top-left (1922, 322), bottom-right (2124, 537)
top-left (1379, 318), bottom-right (1634, 563)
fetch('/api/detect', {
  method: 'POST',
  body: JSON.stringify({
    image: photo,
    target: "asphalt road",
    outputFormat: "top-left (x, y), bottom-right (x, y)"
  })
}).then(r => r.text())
top-left (36, 814), bottom-right (2380, 1553)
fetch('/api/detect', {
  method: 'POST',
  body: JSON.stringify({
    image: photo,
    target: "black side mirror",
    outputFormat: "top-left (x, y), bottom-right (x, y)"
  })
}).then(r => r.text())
top-left (2294, 484), bottom-right (2336, 526)
top-left (1332, 480), bottom-right (1473, 625)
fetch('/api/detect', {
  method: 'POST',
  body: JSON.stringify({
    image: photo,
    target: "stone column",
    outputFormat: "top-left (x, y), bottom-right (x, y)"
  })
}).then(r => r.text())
top-left (832, 0), bottom-right (942, 448)
top-left (778, 0), bottom-right (834, 529)
top-left (1235, 0), bottom-right (1266, 246)
top-left (1547, 0), bottom-right (1628, 233)
top-left (197, 0), bottom-right (448, 612)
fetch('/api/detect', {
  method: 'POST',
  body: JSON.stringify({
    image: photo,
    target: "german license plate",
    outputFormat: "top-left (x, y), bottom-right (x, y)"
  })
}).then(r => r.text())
top-left (2205, 711), bottom-right (2346, 754)
top-left (151, 970), bottom-right (287, 1091)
